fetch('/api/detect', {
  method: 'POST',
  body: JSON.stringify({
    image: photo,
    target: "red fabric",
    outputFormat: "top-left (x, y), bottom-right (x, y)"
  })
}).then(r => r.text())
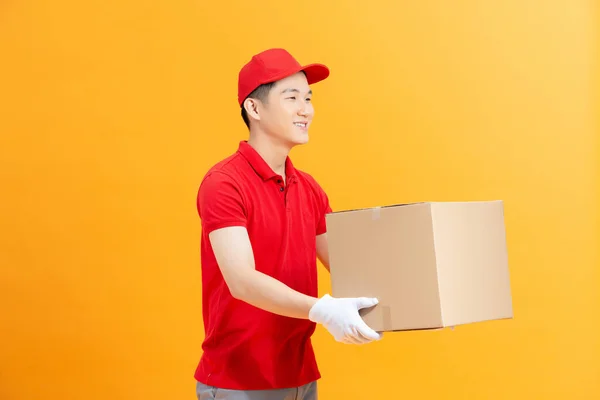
top-left (237, 48), bottom-right (330, 106)
top-left (194, 141), bottom-right (332, 390)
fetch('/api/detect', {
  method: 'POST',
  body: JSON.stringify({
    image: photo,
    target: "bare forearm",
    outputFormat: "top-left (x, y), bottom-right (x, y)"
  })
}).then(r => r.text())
top-left (230, 270), bottom-right (318, 319)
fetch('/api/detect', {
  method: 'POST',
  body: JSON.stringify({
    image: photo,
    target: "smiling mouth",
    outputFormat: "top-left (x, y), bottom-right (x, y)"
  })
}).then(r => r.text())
top-left (294, 122), bottom-right (308, 128)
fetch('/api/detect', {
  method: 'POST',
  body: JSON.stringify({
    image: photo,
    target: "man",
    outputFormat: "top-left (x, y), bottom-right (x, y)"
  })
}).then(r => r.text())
top-left (194, 48), bottom-right (382, 400)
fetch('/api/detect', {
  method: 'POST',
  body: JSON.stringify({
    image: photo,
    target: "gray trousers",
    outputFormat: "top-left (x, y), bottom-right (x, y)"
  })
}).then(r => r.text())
top-left (196, 380), bottom-right (318, 400)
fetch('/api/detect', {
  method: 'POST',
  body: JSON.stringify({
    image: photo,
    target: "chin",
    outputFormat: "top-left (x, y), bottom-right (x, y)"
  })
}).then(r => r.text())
top-left (280, 134), bottom-right (309, 148)
top-left (291, 134), bottom-right (309, 146)
top-left (277, 128), bottom-right (310, 148)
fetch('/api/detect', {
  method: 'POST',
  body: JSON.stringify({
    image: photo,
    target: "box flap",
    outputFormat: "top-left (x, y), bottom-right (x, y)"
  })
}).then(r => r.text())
top-left (431, 201), bottom-right (513, 326)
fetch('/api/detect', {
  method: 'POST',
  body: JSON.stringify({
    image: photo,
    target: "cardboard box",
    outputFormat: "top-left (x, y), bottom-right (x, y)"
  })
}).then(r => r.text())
top-left (326, 201), bottom-right (513, 332)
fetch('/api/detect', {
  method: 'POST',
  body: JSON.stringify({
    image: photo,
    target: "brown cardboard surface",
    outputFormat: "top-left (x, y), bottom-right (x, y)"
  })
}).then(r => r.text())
top-left (326, 201), bottom-right (513, 332)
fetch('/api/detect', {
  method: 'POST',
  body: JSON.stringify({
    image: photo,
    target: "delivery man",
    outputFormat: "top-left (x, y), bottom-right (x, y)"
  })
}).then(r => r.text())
top-left (194, 48), bottom-right (382, 400)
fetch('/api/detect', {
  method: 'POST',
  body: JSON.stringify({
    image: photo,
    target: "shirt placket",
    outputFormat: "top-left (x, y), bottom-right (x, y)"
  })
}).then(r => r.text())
top-left (275, 176), bottom-right (292, 276)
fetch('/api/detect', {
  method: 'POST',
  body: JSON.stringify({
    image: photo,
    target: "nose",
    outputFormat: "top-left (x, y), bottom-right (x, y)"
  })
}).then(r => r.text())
top-left (297, 102), bottom-right (311, 117)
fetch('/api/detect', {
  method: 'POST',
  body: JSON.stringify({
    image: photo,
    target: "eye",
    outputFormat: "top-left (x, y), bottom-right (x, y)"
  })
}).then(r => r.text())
top-left (305, 97), bottom-right (312, 102)
top-left (286, 96), bottom-right (296, 100)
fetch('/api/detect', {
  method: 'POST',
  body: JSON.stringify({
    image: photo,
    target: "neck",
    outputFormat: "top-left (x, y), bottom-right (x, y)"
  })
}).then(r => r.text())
top-left (247, 131), bottom-right (291, 178)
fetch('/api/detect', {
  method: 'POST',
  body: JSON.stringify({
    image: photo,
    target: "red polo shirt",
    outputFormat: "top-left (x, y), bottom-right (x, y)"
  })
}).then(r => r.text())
top-left (194, 141), bottom-right (332, 390)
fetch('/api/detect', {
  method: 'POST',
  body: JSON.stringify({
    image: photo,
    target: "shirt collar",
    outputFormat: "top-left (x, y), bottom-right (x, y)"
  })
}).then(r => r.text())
top-left (237, 141), bottom-right (297, 182)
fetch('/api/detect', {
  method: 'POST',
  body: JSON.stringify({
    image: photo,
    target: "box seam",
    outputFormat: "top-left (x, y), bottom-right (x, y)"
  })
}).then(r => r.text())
top-left (430, 204), bottom-right (445, 327)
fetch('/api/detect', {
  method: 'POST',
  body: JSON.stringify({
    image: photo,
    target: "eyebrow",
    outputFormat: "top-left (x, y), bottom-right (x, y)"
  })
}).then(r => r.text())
top-left (281, 88), bottom-right (312, 95)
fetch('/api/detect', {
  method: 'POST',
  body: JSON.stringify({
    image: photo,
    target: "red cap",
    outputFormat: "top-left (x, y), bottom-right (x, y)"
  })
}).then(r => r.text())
top-left (237, 48), bottom-right (330, 106)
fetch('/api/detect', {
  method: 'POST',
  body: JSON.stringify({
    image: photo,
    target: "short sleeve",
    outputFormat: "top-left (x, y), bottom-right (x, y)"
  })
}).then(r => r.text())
top-left (315, 181), bottom-right (332, 236)
top-left (197, 172), bottom-right (247, 235)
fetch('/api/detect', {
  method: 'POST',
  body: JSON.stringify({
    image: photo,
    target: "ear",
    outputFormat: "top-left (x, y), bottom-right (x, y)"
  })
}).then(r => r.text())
top-left (243, 98), bottom-right (261, 123)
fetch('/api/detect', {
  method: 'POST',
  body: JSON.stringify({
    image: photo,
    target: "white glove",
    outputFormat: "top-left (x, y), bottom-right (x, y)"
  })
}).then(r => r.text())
top-left (308, 294), bottom-right (383, 344)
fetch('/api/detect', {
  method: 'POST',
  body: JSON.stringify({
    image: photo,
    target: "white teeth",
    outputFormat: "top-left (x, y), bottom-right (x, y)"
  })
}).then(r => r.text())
top-left (294, 123), bottom-right (306, 127)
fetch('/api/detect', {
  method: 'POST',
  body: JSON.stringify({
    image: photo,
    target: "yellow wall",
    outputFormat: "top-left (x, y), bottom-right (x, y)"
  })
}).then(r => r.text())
top-left (1, 1), bottom-right (598, 399)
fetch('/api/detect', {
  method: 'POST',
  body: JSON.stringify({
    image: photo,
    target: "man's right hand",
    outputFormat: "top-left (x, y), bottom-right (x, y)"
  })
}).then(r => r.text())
top-left (308, 294), bottom-right (383, 344)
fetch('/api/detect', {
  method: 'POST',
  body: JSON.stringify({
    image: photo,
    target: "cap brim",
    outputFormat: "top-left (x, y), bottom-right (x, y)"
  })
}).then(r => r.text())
top-left (300, 63), bottom-right (330, 85)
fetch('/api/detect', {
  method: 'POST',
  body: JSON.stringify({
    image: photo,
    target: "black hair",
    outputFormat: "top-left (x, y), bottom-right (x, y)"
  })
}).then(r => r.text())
top-left (241, 82), bottom-right (276, 129)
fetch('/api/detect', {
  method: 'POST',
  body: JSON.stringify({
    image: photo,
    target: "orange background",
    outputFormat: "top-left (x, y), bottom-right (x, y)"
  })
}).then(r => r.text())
top-left (1, 1), bottom-right (598, 399)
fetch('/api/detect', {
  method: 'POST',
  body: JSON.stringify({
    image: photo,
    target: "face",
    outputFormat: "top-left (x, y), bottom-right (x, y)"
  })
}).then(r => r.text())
top-left (245, 72), bottom-right (315, 147)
